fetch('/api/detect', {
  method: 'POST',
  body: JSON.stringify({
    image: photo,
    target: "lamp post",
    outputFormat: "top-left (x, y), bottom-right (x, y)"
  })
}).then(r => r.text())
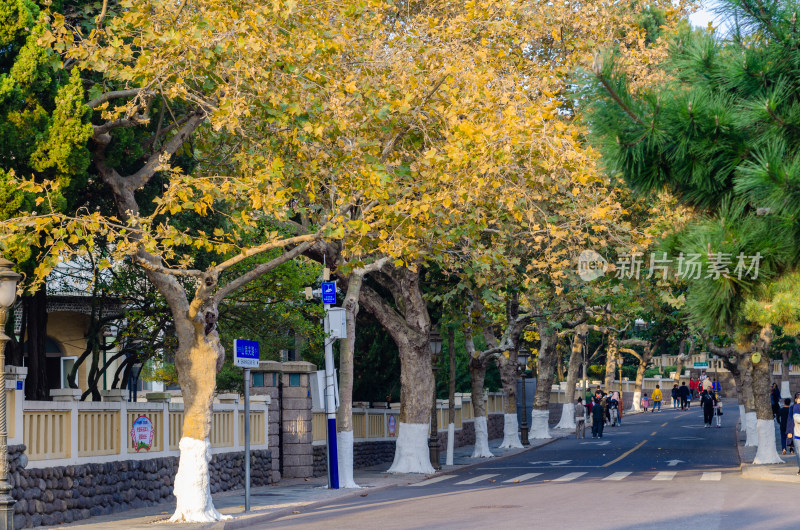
top-left (428, 328), bottom-right (443, 470)
top-left (129, 361), bottom-right (144, 403)
top-left (0, 256), bottom-right (20, 530)
top-left (517, 347), bottom-right (530, 446)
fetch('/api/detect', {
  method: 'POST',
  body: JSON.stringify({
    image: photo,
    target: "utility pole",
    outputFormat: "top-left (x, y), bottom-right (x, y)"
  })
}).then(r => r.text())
top-left (321, 269), bottom-right (340, 489)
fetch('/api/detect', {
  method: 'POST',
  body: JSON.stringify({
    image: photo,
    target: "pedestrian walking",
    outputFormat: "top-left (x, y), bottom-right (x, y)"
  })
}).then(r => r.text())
top-left (575, 397), bottom-right (586, 439)
top-left (712, 379), bottom-right (721, 394)
top-left (591, 396), bottom-right (605, 438)
top-left (641, 393), bottom-right (650, 412)
top-left (778, 398), bottom-right (793, 454)
top-left (771, 383), bottom-right (782, 419)
top-left (679, 382), bottom-right (690, 410)
top-left (714, 394), bottom-right (723, 428)
top-left (652, 385), bottom-right (662, 412)
top-left (700, 388), bottom-right (715, 427)
top-left (671, 384), bottom-right (680, 409)
top-left (702, 377), bottom-right (712, 392)
top-left (785, 392), bottom-right (800, 474)
top-left (689, 377), bottom-right (699, 399)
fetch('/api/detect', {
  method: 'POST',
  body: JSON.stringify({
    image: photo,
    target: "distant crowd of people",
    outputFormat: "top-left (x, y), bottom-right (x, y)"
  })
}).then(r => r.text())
top-left (572, 372), bottom-right (725, 439)
top-left (573, 389), bottom-right (624, 439)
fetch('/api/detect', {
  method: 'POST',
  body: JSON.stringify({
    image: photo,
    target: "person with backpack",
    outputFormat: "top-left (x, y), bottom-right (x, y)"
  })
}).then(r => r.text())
top-left (700, 388), bottom-right (715, 427)
top-left (671, 384), bottom-right (680, 409)
top-left (651, 385), bottom-right (663, 412)
top-left (679, 382), bottom-right (690, 410)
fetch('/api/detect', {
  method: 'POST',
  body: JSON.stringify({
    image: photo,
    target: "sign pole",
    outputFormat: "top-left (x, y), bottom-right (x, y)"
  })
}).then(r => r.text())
top-left (233, 339), bottom-right (259, 508)
top-left (244, 367), bottom-right (251, 511)
top-left (324, 301), bottom-right (340, 489)
top-left (320, 280), bottom-right (339, 489)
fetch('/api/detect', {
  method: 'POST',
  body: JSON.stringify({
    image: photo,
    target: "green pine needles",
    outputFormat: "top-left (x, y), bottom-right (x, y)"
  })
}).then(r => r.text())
top-left (587, 0), bottom-right (800, 337)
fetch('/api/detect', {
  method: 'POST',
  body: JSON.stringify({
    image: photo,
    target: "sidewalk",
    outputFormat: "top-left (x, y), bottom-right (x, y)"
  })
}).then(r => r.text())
top-left (51, 430), bottom-right (573, 530)
top-left (737, 418), bottom-right (800, 484)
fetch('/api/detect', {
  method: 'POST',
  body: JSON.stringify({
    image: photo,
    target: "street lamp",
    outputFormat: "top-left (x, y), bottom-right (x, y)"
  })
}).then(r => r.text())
top-left (428, 328), bottom-right (443, 470)
top-left (0, 256), bottom-right (20, 530)
top-left (517, 347), bottom-right (530, 446)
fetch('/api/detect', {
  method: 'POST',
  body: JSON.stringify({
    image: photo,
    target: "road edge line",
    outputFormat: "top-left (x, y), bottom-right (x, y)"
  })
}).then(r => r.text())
top-left (222, 432), bottom-right (569, 528)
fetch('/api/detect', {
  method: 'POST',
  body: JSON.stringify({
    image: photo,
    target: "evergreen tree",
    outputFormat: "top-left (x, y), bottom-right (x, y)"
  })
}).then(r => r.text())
top-left (1, 0), bottom-right (92, 397)
top-left (587, 0), bottom-right (800, 462)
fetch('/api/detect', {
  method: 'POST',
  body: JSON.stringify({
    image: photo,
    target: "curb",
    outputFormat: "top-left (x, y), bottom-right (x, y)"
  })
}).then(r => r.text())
top-left (735, 416), bottom-right (800, 484)
top-left (221, 432), bottom-right (569, 528)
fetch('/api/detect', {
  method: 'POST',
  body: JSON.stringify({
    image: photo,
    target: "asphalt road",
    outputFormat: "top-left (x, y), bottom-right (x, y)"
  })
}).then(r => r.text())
top-left (262, 402), bottom-right (797, 529)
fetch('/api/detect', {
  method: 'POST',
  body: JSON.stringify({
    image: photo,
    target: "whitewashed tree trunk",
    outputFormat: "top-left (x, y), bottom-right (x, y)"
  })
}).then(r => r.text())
top-left (337, 431), bottom-right (359, 488)
top-left (468, 347), bottom-right (494, 458)
top-left (751, 327), bottom-right (781, 462)
top-left (495, 353), bottom-right (523, 447)
top-left (530, 321), bottom-right (557, 440)
top-left (359, 271), bottom-right (434, 474)
top-left (499, 413), bottom-right (523, 449)
top-left (446, 423), bottom-right (455, 465)
top-left (555, 329), bottom-right (584, 429)
top-left (336, 272), bottom-right (365, 488)
top-left (446, 328), bottom-right (456, 466)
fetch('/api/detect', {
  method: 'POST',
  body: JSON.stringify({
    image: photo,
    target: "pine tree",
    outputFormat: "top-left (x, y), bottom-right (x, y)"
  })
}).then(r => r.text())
top-left (587, 0), bottom-right (800, 463)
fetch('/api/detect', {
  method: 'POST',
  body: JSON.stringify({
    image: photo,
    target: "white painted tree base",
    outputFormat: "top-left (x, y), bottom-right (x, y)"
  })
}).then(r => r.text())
top-left (631, 391), bottom-right (642, 412)
top-left (554, 403), bottom-right (575, 430)
top-left (169, 437), bottom-right (230, 523)
top-left (387, 423), bottom-right (435, 474)
top-left (471, 416), bottom-right (494, 458)
top-left (753, 419), bottom-right (783, 464)
top-left (446, 423), bottom-right (455, 466)
top-left (499, 413), bottom-right (523, 448)
top-left (739, 405), bottom-right (746, 431)
top-left (744, 412), bottom-right (758, 447)
top-left (529, 409), bottom-right (551, 440)
top-left (337, 430), bottom-right (360, 488)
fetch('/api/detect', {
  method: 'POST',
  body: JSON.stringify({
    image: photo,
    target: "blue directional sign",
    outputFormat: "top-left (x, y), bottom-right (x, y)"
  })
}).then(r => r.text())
top-left (321, 282), bottom-right (336, 304)
top-left (233, 339), bottom-right (259, 368)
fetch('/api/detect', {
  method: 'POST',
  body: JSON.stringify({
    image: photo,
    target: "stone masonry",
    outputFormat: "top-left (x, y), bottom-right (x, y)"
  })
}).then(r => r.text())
top-left (7, 445), bottom-right (271, 529)
top-left (312, 413), bottom-right (505, 478)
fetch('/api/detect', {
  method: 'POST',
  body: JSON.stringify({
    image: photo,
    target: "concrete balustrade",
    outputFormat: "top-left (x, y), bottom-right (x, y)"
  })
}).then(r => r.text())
top-left (5, 377), bottom-right (271, 468)
top-left (310, 392), bottom-right (506, 443)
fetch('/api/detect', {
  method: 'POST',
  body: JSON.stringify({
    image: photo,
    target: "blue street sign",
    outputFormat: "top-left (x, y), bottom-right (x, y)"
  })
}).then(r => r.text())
top-left (321, 282), bottom-right (336, 304)
top-left (233, 339), bottom-right (260, 368)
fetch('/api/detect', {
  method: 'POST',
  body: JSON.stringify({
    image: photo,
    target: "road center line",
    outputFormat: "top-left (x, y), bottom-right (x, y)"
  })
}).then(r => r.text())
top-left (650, 431), bottom-right (657, 436)
top-left (602, 440), bottom-right (647, 468)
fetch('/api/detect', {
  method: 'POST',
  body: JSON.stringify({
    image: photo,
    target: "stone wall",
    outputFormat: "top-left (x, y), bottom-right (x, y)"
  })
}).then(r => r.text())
top-left (7, 445), bottom-right (271, 528)
top-left (312, 414), bottom-right (505, 478)
top-left (313, 440), bottom-right (397, 478)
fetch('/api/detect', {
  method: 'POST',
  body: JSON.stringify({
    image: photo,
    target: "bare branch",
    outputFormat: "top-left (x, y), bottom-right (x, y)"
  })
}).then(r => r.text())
top-left (88, 89), bottom-right (154, 109)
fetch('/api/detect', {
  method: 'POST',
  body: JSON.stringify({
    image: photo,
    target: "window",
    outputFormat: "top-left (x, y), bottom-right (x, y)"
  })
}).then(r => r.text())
top-left (289, 374), bottom-right (301, 387)
top-left (61, 357), bottom-right (77, 389)
top-left (252, 372), bottom-right (264, 387)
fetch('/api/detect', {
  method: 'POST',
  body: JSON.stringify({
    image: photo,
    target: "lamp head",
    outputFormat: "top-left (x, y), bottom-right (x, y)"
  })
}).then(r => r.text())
top-left (428, 328), bottom-right (443, 356)
top-left (0, 257), bottom-right (21, 309)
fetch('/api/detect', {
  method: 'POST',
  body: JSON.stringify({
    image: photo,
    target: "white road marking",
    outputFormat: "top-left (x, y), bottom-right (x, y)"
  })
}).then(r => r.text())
top-left (652, 471), bottom-right (677, 481)
top-left (553, 472), bottom-right (587, 482)
top-left (700, 472), bottom-right (722, 481)
top-left (455, 474), bottom-right (499, 485)
top-left (409, 475), bottom-right (455, 487)
top-left (504, 473), bottom-right (542, 483)
top-left (602, 472), bottom-right (632, 481)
